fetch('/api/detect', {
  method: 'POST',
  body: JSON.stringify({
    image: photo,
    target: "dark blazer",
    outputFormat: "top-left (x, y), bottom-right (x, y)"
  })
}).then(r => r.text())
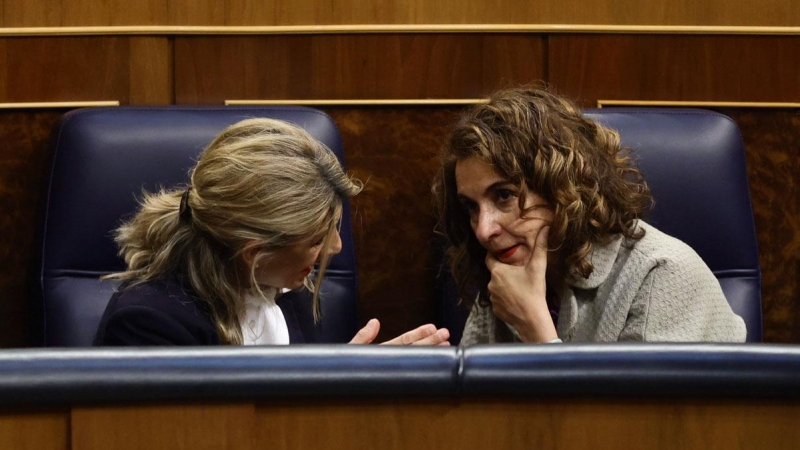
top-left (93, 277), bottom-right (306, 346)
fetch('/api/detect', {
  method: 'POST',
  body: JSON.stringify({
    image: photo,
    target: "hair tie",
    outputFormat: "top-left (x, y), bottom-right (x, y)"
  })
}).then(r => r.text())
top-left (179, 187), bottom-right (193, 222)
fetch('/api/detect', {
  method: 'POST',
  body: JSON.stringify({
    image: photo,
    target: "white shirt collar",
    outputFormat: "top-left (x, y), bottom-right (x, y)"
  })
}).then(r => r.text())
top-left (241, 288), bottom-right (290, 345)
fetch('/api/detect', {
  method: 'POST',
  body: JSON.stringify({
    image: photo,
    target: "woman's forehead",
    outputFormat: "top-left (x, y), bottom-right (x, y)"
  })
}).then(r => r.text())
top-left (455, 157), bottom-right (510, 195)
top-left (317, 205), bottom-right (343, 232)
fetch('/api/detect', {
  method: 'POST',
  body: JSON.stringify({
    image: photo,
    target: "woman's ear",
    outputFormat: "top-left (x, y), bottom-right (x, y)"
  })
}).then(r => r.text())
top-left (240, 239), bottom-right (263, 270)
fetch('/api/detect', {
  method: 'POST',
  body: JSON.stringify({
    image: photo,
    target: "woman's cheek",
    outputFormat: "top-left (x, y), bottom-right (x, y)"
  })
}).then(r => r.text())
top-left (513, 218), bottom-right (541, 240)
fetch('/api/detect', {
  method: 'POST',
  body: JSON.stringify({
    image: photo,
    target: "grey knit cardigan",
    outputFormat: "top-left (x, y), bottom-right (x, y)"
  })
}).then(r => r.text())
top-left (460, 221), bottom-right (747, 344)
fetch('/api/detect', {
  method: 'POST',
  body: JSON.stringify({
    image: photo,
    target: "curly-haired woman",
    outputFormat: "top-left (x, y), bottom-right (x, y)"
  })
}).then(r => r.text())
top-left (434, 88), bottom-right (746, 344)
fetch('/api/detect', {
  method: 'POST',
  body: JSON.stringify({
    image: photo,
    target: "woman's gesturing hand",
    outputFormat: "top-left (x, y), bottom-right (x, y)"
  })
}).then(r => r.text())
top-left (484, 226), bottom-right (557, 343)
top-left (349, 319), bottom-right (450, 345)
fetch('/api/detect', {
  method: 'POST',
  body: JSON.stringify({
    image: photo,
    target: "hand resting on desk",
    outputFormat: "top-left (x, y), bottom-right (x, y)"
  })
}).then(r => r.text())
top-left (349, 319), bottom-right (450, 345)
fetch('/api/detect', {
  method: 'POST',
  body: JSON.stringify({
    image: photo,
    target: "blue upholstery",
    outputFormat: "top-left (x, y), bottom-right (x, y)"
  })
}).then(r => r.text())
top-left (32, 106), bottom-right (359, 346)
top-left (0, 347), bottom-right (460, 404)
top-left (0, 344), bottom-right (798, 405)
top-left (440, 109), bottom-right (762, 343)
top-left (461, 344), bottom-right (799, 397)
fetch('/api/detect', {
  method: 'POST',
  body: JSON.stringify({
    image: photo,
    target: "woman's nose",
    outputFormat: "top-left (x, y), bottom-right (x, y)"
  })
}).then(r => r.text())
top-left (330, 231), bottom-right (343, 255)
top-left (473, 208), bottom-right (502, 244)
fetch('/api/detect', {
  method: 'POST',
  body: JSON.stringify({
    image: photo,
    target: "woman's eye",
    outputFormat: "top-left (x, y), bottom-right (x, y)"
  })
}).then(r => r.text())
top-left (497, 189), bottom-right (515, 201)
top-left (461, 200), bottom-right (478, 213)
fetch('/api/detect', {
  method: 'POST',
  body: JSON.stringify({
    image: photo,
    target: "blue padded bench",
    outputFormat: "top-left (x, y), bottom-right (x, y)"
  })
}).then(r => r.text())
top-left (0, 345), bottom-right (798, 405)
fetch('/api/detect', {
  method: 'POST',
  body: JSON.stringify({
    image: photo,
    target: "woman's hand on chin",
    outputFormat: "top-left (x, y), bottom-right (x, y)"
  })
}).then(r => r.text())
top-left (485, 226), bottom-right (557, 343)
top-left (349, 319), bottom-right (450, 345)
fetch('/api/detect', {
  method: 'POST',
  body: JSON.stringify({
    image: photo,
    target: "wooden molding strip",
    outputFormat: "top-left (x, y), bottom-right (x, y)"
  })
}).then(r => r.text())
top-left (1, 24), bottom-right (799, 37)
top-left (0, 101), bottom-right (120, 109)
top-left (597, 100), bottom-right (800, 108)
top-left (226, 99), bottom-right (487, 106)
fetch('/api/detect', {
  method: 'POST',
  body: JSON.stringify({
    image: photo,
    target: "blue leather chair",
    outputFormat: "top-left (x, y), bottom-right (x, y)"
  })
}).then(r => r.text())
top-left (440, 108), bottom-right (762, 343)
top-left (32, 106), bottom-right (359, 346)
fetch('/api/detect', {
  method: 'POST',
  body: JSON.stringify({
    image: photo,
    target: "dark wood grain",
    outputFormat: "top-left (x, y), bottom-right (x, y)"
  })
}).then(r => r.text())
top-left (0, 37), bottom-right (130, 103)
top-left (0, 37), bottom-right (173, 105)
top-left (548, 35), bottom-right (800, 105)
top-left (0, 111), bottom-right (62, 347)
top-left (6, 398), bottom-right (800, 450)
top-left (323, 106), bottom-right (465, 341)
top-left (255, 399), bottom-right (800, 450)
top-left (2, 0), bottom-right (166, 26)
top-left (3, 0), bottom-right (799, 27)
top-left (0, 410), bottom-right (69, 450)
top-left (174, 34), bottom-right (545, 103)
top-left (72, 404), bottom-right (254, 450)
top-left (719, 108), bottom-right (800, 344)
top-left (129, 37), bottom-right (174, 105)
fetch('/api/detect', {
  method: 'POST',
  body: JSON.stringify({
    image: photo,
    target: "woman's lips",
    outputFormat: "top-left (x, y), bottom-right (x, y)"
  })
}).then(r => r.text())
top-left (495, 245), bottom-right (519, 260)
top-left (301, 268), bottom-right (312, 276)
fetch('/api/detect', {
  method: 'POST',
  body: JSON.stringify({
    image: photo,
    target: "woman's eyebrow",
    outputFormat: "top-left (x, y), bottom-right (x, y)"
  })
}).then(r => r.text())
top-left (490, 180), bottom-right (516, 189)
top-left (457, 180), bottom-right (513, 200)
top-left (456, 193), bottom-right (474, 204)
top-left (486, 181), bottom-right (516, 194)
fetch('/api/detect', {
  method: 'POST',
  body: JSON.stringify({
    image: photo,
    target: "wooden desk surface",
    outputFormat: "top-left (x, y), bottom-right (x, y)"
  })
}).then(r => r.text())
top-left (5, 398), bottom-right (799, 450)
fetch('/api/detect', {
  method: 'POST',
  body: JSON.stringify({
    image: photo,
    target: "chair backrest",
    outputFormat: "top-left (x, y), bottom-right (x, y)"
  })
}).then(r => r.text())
top-left (32, 106), bottom-right (359, 346)
top-left (439, 108), bottom-right (762, 342)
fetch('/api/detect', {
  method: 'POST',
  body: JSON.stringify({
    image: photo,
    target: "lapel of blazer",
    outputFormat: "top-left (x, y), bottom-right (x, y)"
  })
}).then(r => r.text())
top-left (276, 296), bottom-right (306, 343)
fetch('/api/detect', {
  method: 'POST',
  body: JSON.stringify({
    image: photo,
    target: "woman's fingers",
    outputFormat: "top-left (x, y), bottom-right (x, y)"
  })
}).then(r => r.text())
top-left (381, 324), bottom-right (451, 346)
top-left (407, 328), bottom-right (451, 346)
top-left (526, 226), bottom-right (549, 298)
top-left (482, 225), bottom-right (554, 342)
top-left (485, 251), bottom-right (498, 271)
top-left (351, 320), bottom-right (451, 346)
top-left (527, 226), bottom-right (549, 271)
top-left (348, 318), bottom-right (380, 344)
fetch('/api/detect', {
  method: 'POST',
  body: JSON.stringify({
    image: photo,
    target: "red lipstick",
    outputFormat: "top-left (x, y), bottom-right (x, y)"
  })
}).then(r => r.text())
top-left (495, 245), bottom-right (519, 260)
top-left (301, 268), bottom-right (312, 276)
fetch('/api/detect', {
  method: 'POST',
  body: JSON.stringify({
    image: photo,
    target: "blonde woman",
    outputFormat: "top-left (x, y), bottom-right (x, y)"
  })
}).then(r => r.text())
top-left (434, 88), bottom-right (745, 344)
top-left (94, 118), bottom-right (449, 346)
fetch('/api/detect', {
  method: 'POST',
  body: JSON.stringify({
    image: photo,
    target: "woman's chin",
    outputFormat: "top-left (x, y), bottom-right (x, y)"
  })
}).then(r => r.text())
top-left (498, 250), bottom-right (529, 266)
top-left (287, 279), bottom-right (305, 290)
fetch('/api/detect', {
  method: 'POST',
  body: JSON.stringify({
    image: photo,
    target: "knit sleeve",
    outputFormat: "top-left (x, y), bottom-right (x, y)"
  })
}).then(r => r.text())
top-left (460, 300), bottom-right (496, 345)
top-left (619, 251), bottom-right (747, 343)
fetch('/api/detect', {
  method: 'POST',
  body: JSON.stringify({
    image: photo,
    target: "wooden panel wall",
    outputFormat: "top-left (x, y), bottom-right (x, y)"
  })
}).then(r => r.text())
top-left (174, 35), bottom-right (544, 102)
top-left (723, 109), bottom-right (800, 343)
top-left (0, 410), bottom-right (69, 450)
top-left (1, 0), bottom-right (799, 26)
top-left (326, 107), bottom-right (463, 339)
top-left (0, 37), bottom-right (172, 104)
top-left (1, 1), bottom-right (167, 26)
top-left (28, 399), bottom-right (800, 450)
top-left (0, 37), bottom-right (129, 103)
top-left (0, 111), bottom-right (61, 347)
top-left (72, 404), bottom-right (254, 450)
top-left (252, 399), bottom-right (800, 450)
top-left (548, 35), bottom-right (800, 103)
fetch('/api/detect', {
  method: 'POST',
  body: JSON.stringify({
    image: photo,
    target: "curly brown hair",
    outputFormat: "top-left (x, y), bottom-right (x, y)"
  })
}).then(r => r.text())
top-left (433, 87), bottom-right (652, 309)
